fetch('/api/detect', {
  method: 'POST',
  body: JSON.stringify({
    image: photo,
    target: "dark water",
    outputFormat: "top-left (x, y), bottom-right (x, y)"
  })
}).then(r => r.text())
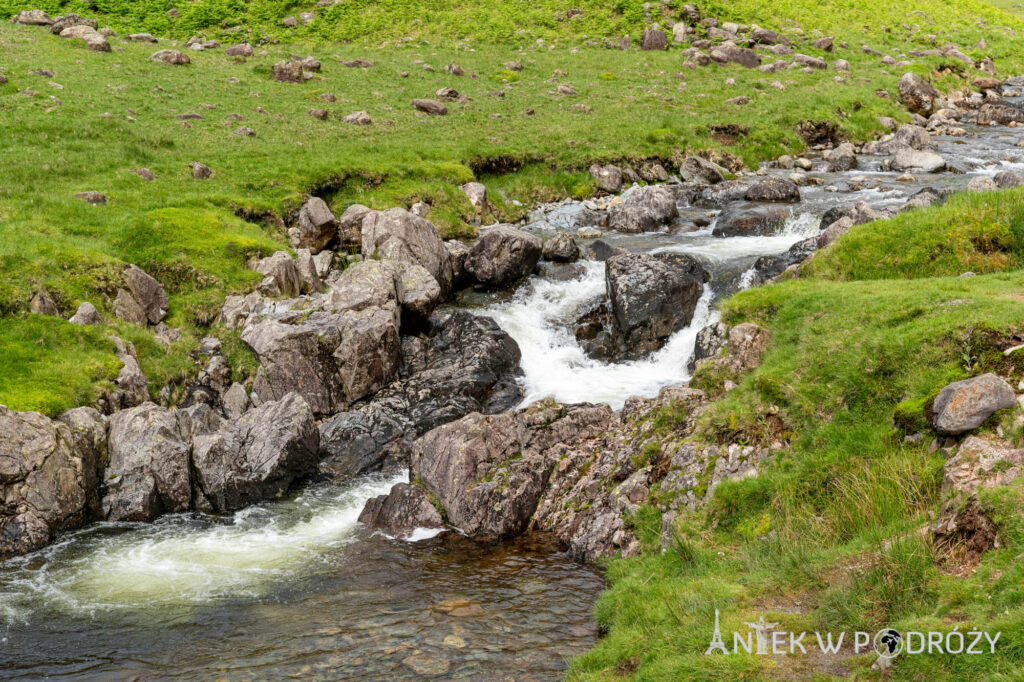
top-left (0, 474), bottom-right (603, 681)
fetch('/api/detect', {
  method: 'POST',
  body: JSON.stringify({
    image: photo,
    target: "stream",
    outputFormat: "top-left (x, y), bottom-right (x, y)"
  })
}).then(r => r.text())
top-left (1, 110), bottom-right (1021, 679)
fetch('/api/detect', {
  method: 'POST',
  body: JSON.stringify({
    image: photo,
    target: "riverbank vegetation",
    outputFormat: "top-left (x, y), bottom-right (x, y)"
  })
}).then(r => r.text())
top-left (571, 196), bottom-right (1024, 680)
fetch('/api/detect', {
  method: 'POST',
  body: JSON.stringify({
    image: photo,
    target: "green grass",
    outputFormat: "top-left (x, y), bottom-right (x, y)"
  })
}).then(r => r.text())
top-left (2, 1), bottom-right (973, 414)
top-left (570, 189), bottom-right (1024, 679)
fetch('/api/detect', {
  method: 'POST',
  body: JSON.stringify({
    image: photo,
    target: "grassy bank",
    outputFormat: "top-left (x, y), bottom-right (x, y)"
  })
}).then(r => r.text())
top-left (0, 2), bottom-right (950, 414)
top-left (570, 191), bottom-right (1024, 679)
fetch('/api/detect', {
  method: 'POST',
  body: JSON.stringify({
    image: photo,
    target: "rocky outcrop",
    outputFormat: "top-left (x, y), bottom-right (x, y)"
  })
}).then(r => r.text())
top-left (463, 225), bottom-right (542, 288)
top-left (932, 373), bottom-right (1016, 435)
top-left (102, 403), bottom-right (192, 522)
top-left (365, 385), bottom-right (725, 560)
top-left (605, 252), bottom-right (703, 359)
top-left (242, 278), bottom-right (401, 416)
top-left (191, 394), bottom-right (318, 513)
top-left (290, 197), bottom-right (338, 253)
top-left (607, 185), bottom-right (679, 233)
top-left (319, 311), bottom-right (522, 479)
top-left (114, 265), bottom-right (168, 325)
top-left (361, 208), bottom-right (453, 296)
top-left (0, 406), bottom-right (103, 559)
top-left (358, 482), bottom-right (444, 538)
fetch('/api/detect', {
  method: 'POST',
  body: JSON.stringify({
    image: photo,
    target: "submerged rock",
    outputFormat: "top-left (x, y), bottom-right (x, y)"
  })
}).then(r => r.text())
top-left (358, 482), bottom-right (444, 538)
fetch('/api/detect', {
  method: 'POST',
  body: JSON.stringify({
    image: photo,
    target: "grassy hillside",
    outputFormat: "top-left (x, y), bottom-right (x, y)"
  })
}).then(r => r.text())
top-left (0, 1), bottom-right (949, 414)
top-left (570, 194), bottom-right (1024, 680)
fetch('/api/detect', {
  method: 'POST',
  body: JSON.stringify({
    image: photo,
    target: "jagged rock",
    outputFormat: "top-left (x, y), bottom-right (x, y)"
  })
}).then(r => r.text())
top-left (678, 156), bottom-right (725, 185)
top-left (932, 373), bottom-right (1016, 435)
top-left (358, 482), bottom-right (444, 538)
top-left (113, 288), bottom-right (146, 325)
top-left (439, 243), bottom-right (469, 287)
top-left (542, 233), bottom-right (579, 262)
top-left (151, 49), bottom-right (189, 65)
top-left (243, 261), bottom-right (402, 415)
top-left (291, 196), bottom-right (338, 254)
top-left (608, 185), bottom-right (678, 233)
top-left (69, 301), bottom-right (101, 325)
top-left (685, 321), bottom-right (727, 373)
top-left (109, 336), bottom-right (149, 410)
top-left (0, 406), bottom-right (102, 559)
top-left (295, 248), bottom-right (322, 294)
top-left (464, 225), bottom-right (543, 288)
top-left (222, 382), bottom-right (250, 420)
top-left (898, 72), bottom-right (940, 115)
top-left (319, 311), bottom-right (522, 479)
top-left (712, 205), bottom-right (789, 237)
top-left (338, 204), bottom-right (371, 246)
top-left (604, 252), bottom-right (704, 359)
top-left (589, 164), bottom-right (623, 193)
top-left (361, 208), bottom-right (453, 296)
top-left (103, 403), bottom-right (192, 521)
top-left (255, 251), bottom-right (303, 298)
top-left (123, 264), bottom-right (168, 324)
top-left (394, 262), bottom-right (441, 329)
top-left (191, 394), bottom-right (318, 513)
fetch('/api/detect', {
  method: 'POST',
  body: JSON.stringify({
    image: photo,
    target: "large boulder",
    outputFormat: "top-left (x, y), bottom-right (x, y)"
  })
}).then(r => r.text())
top-left (410, 411), bottom-right (546, 538)
top-left (712, 205), bottom-right (789, 237)
top-left (932, 374), bottom-right (1016, 435)
top-left (678, 156), bottom-right (725, 185)
top-left (319, 311), bottom-right (523, 479)
top-left (608, 185), bottom-right (679, 233)
top-left (892, 148), bottom-right (946, 173)
top-left (0, 406), bottom-right (102, 559)
top-left (102, 403), bottom-right (192, 522)
top-left (606, 252), bottom-right (703, 359)
top-left (898, 73), bottom-right (941, 115)
top-left (290, 197), bottom-right (338, 253)
top-left (191, 394), bottom-right (318, 513)
top-left (744, 176), bottom-right (800, 203)
top-left (339, 204), bottom-right (372, 246)
top-left (463, 225), bottom-right (542, 288)
top-left (244, 312), bottom-right (399, 417)
top-left (361, 208), bottom-right (453, 296)
top-left (358, 482), bottom-right (444, 539)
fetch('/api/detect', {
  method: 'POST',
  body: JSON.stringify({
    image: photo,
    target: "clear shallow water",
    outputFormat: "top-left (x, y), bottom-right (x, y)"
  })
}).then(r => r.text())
top-left (0, 473), bottom-right (603, 680)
